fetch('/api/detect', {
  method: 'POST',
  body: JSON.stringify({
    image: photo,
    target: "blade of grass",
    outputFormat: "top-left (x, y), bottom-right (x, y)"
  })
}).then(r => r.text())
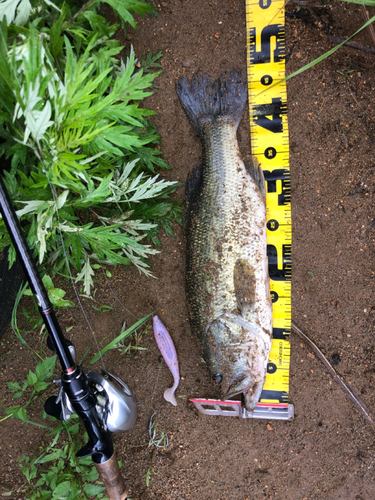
top-left (79, 343), bottom-right (93, 365)
top-left (11, 282), bottom-right (28, 345)
top-left (341, 0), bottom-right (375, 6)
top-left (89, 313), bottom-right (152, 364)
top-left (258, 12), bottom-right (375, 95)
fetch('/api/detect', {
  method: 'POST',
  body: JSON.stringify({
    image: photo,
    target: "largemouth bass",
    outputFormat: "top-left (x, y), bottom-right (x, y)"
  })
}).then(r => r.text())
top-left (176, 69), bottom-right (273, 411)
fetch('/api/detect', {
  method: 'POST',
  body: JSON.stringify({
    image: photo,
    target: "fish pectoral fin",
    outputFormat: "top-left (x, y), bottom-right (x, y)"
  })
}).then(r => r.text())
top-left (224, 372), bottom-right (253, 400)
top-left (233, 259), bottom-right (256, 313)
top-left (244, 156), bottom-right (266, 198)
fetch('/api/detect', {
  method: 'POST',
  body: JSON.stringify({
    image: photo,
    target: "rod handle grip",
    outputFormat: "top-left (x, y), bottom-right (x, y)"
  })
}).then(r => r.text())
top-left (95, 452), bottom-right (127, 500)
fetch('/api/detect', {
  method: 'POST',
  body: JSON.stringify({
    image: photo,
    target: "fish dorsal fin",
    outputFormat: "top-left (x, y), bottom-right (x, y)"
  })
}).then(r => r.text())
top-left (186, 164), bottom-right (203, 203)
top-left (233, 258), bottom-right (256, 314)
top-left (245, 156), bottom-right (266, 198)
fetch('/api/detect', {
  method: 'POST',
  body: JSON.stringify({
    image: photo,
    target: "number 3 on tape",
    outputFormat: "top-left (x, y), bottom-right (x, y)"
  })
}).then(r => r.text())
top-left (247, 0), bottom-right (292, 414)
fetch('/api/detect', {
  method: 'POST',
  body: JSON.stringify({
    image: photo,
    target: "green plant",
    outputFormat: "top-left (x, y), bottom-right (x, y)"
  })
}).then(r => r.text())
top-left (89, 312), bottom-right (151, 364)
top-left (19, 415), bottom-right (110, 499)
top-left (111, 322), bottom-right (148, 354)
top-left (2, 355), bottom-right (57, 424)
top-left (145, 466), bottom-right (156, 487)
top-left (336, 68), bottom-right (354, 82)
top-left (148, 413), bottom-right (168, 450)
top-left (0, 0), bottom-right (182, 300)
top-left (1, 355), bottom-right (118, 499)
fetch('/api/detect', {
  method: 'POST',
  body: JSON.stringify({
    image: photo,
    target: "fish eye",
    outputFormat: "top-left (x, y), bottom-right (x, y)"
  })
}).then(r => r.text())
top-left (212, 373), bottom-right (223, 383)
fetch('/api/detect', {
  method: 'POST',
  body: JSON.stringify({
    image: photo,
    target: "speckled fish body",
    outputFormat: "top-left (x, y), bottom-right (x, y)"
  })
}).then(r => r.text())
top-left (153, 315), bottom-right (180, 406)
top-left (176, 70), bottom-right (273, 411)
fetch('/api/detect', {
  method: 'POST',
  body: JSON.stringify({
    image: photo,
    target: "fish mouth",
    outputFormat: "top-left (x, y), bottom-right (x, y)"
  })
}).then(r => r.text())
top-left (223, 371), bottom-right (254, 400)
top-left (243, 379), bottom-right (265, 412)
top-left (222, 369), bottom-right (266, 411)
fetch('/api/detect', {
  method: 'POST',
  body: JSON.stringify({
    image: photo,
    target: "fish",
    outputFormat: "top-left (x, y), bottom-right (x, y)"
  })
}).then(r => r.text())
top-left (176, 69), bottom-right (273, 411)
top-left (153, 315), bottom-right (180, 406)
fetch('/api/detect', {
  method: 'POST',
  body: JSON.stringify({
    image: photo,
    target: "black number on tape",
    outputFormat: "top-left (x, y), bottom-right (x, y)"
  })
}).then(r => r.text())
top-left (259, 0), bottom-right (272, 9)
top-left (261, 74), bottom-right (273, 86)
top-left (264, 146), bottom-right (277, 159)
top-left (273, 327), bottom-right (290, 340)
top-left (253, 98), bottom-right (287, 133)
top-left (260, 390), bottom-right (288, 403)
top-left (264, 169), bottom-right (291, 205)
top-left (249, 24), bottom-right (285, 64)
top-left (267, 219), bottom-right (279, 231)
top-left (267, 244), bottom-right (291, 281)
top-left (267, 363), bottom-right (277, 374)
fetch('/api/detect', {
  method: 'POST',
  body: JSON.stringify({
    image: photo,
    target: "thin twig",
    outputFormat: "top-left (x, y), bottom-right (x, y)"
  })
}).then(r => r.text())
top-left (66, 0), bottom-right (97, 28)
top-left (288, 0), bottom-right (327, 8)
top-left (327, 35), bottom-right (375, 55)
top-left (361, 6), bottom-right (375, 49)
top-left (291, 322), bottom-right (375, 430)
top-left (349, 166), bottom-right (374, 196)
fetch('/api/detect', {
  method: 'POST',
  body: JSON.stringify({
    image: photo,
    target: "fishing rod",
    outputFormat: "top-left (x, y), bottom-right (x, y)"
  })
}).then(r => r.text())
top-left (0, 174), bottom-right (137, 500)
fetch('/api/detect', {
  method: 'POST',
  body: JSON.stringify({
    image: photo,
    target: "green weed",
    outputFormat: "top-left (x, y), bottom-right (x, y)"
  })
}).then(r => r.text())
top-left (2, 355), bottom-right (56, 424)
top-left (145, 466), bottom-right (156, 487)
top-left (18, 415), bottom-right (110, 500)
top-left (264, 0), bottom-right (375, 92)
top-left (112, 323), bottom-right (149, 355)
top-left (0, 0), bottom-right (182, 303)
top-left (89, 313), bottom-right (152, 364)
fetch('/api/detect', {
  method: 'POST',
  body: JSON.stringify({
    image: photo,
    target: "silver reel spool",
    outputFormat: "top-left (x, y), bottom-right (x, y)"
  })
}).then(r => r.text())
top-left (54, 366), bottom-right (137, 433)
top-left (87, 370), bottom-right (137, 433)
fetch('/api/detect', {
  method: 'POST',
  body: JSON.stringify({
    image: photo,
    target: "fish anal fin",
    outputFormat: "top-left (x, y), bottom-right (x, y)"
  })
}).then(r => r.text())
top-left (233, 259), bottom-right (256, 313)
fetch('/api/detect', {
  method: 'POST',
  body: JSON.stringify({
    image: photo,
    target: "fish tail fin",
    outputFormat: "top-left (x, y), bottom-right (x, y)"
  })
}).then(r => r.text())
top-left (163, 387), bottom-right (177, 407)
top-left (176, 69), bottom-right (248, 135)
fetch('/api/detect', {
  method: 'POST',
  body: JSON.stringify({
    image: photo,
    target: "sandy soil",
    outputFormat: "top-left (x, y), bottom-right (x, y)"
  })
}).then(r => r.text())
top-left (1, 1), bottom-right (375, 499)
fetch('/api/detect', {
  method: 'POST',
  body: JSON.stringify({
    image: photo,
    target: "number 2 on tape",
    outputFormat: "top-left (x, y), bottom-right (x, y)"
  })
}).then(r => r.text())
top-left (246, 0), bottom-right (292, 407)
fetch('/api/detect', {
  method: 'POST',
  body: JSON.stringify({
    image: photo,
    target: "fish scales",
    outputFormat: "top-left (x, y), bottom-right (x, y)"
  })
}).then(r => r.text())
top-left (176, 70), bottom-right (272, 411)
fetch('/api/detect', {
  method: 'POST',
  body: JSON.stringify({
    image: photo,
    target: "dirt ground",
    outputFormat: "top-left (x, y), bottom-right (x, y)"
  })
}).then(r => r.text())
top-left (2, 0), bottom-right (375, 499)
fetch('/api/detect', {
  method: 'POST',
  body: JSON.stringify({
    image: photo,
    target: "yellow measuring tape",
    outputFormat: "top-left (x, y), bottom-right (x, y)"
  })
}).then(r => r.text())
top-left (246, 0), bottom-right (292, 409)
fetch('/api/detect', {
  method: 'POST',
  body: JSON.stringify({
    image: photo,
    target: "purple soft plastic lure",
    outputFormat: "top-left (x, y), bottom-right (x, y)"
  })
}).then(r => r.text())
top-left (153, 315), bottom-right (180, 406)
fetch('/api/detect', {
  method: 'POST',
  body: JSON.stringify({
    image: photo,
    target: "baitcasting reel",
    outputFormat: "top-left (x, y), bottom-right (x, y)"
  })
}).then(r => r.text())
top-left (45, 364), bottom-right (137, 433)
top-left (87, 370), bottom-right (137, 433)
top-left (45, 369), bottom-right (137, 433)
top-left (44, 337), bottom-right (137, 433)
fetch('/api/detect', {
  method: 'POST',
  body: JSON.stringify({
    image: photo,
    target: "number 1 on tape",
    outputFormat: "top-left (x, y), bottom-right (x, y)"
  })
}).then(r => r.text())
top-left (246, 0), bottom-right (292, 414)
